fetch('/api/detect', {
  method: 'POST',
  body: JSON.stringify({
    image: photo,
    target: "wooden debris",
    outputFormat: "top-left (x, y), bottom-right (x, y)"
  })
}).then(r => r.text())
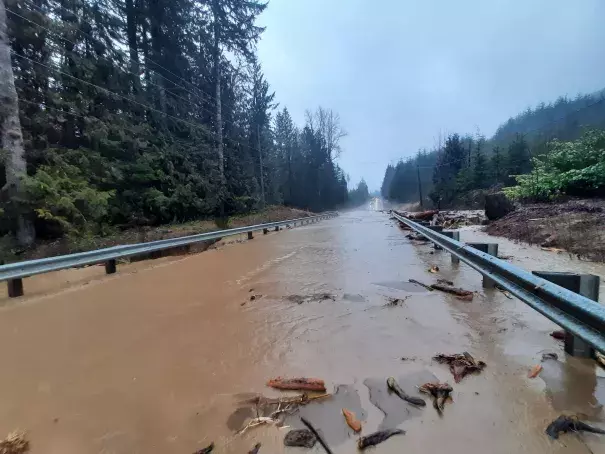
top-left (528, 364), bottom-right (543, 378)
top-left (496, 286), bottom-right (513, 299)
top-left (408, 210), bottom-right (439, 220)
top-left (430, 284), bottom-right (473, 299)
top-left (267, 377), bottom-right (326, 392)
top-left (0, 432), bottom-right (29, 454)
top-left (419, 382), bottom-right (453, 414)
top-left (436, 278), bottom-right (454, 286)
top-left (433, 352), bottom-right (486, 383)
top-left (455, 294), bottom-right (474, 301)
top-left (550, 330), bottom-right (565, 340)
top-left (342, 408), bottom-right (362, 433)
top-left (546, 415), bottom-right (605, 439)
top-left (408, 279), bottom-right (433, 291)
top-left (300, 417), bottom-right (333, 454)
top-left (193, 442), bottom-right (214, 454)
top-left (541, 247), bottom-right (566, 253)
top-left (357, 429), bottom-right (405, 449)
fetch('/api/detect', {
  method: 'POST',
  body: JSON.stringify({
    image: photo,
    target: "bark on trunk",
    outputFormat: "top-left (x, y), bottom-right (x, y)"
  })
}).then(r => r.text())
top-left (212, 0), bottom-right (224, 212)
top-left (0, 0), bottom-right (34, 246)
top-left (125, 0), bottom-right (141, 98)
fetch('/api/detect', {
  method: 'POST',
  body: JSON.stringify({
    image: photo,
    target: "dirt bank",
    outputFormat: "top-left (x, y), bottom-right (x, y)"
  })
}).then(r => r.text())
top-left (485, 199), bottom-right (605, 262)
top-left (2, 206), bottom-right (314, 263)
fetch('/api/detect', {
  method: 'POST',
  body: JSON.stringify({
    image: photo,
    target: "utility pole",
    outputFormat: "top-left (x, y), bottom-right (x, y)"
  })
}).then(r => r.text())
top-left (257, 124), bottom-right (265, 208)
top-left (416, 164), bottom-right (423, 208)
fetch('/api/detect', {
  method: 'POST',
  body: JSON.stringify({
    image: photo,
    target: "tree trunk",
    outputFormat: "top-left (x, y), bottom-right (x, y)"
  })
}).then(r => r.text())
top-left (125, 0), bottom-right (141, 98)
top-left (212, 0), bottom-right (224, 211)
top-left (0, 0), bottom-right (34, 246)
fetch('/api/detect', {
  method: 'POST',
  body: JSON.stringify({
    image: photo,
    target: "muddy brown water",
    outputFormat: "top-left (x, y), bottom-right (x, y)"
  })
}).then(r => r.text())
top-left (0, 210), bottom-right (605, 453)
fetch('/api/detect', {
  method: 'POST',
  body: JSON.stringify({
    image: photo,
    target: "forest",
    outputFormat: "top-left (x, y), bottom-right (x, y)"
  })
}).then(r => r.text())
top-left (0, 0), bottom-right (365, 252)
top-left (382, 89), bottom-right (605, 206)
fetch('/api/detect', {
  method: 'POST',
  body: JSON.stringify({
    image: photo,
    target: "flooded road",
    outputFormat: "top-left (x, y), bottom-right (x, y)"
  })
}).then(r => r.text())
top-left (0, 209), bottom-right (604, 453)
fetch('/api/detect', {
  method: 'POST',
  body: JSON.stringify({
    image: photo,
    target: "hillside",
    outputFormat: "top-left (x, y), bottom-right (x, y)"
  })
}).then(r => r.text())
top-left (382, 87), bottom-right (605, 205)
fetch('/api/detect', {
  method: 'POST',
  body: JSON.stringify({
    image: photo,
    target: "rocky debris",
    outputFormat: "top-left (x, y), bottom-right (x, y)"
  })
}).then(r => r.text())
top-left (541, 353), bottom-right (558, 361)
top-left (433, 352), bottom-right (486, 383)
top-left (286, 293), bottom-right (336, 304)
top-left (384, 296), bottom-right (410, 307)
top-left (300, 417), bottom-right (333, 454)
top-left (546, 415), bottom-right (605, 439)
top-left (284, 429), bottom-right (316, 448)
top-left (248, 443), bottom-right (261, 454)
top-left (418, 382), bottom-right (453, 414)
top-left (485, 192), bottom-right (515, 220)
top-left (357, 429), bottom-right (405, 450)
top-left (267, 377), bottom-right (326, 392)
top-left (428, 265), bottom-right (439, 273)
top-left (0, 432), bottom-right (29, 454)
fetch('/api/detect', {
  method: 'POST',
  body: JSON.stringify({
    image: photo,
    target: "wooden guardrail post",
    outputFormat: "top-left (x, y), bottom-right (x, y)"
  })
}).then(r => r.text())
top-left (7, 278), bottom-right (23, 297)
top-left (442, 230), bottom-right (460, 263)
top-left (532, 272), bottom-right (599, 358)
top-left (248, 231), bottom-right (254, 240)
top-left (467, 243), bottom-right (498, 288)
top-left (105, 259), bottom-right (117, 274)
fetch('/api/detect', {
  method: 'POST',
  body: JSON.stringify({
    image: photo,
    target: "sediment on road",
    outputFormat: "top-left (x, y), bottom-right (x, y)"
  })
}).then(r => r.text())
top-left (485, 199), bottom-right (605, 262)
top-left (1, 206), bottom-right (315, 263)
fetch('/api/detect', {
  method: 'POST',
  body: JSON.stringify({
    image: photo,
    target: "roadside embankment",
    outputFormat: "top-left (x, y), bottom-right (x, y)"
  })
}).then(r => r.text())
top-left (485, 199), bottom-right (605, 262)
top-left (1, 206), bottom-right (315, 263)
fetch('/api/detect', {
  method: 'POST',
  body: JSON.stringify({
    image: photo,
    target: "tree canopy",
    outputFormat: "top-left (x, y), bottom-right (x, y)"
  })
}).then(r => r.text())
top-left (0, 0), bottom-right (353, 247)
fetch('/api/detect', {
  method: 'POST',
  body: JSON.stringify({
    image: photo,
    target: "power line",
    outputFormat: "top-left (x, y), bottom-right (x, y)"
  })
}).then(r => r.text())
top-left (10, 49), bottom-right (215, 135)
top-left (8, 3), bottom-right (214, 108)
top-left (10, 50), bottom-right (263, 156)
top-left (7, 5), bottom-right (263, 154)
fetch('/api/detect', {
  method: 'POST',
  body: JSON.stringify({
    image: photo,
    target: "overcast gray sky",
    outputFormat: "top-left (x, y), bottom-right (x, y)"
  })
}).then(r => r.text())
top-left (257, 0), bottom-right (605, 191)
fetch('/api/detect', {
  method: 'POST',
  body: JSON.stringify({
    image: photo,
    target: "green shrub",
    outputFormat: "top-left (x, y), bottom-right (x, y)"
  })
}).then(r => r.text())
top-left (504, 130), bottom-right (605, 200)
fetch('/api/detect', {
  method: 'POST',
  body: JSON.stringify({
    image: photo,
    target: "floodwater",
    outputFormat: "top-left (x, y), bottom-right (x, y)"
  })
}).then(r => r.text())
top-left (0, 209), bottom-right (605, 453)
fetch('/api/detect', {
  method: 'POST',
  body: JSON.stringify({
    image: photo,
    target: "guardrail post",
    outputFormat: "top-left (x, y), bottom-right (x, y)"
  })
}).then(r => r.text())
top-left (105, 259), bottom-right (117, 274)
top-left (248, 231), bottom-right (254, 240)
top-left (274, 226), bottom-right (280, 231)
top-left (532, 272), bottom-right (599, 358)
top-left (7, 278), bottom-right (24, 298)
top-left (467, 243), bottom-right (498, 288)
top-left (442, 230), bottom-right (460, 263)
top-left (263, 228), bottom-right (269, 235)
top-left (426, 225), bottom-right (443, 250)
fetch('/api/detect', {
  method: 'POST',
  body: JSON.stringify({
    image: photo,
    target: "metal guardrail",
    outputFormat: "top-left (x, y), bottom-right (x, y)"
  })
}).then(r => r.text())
top-left (393, 213), bottom-right (605, 354)
top-left (1, 213), bottom-right (337, 296)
